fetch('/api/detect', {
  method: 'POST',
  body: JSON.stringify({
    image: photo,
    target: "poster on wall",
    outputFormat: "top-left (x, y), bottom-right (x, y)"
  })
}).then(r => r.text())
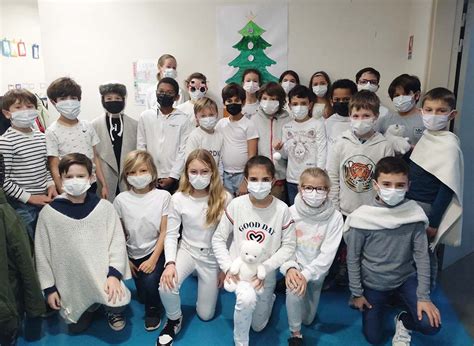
top-left (216, 4), bottom-right (288, 90)
top-left (133, 59), bottom-right (157, 106)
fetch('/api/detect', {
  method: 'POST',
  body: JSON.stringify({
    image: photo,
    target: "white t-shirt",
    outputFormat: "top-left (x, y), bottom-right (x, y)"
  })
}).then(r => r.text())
top-left (215, 116), bottom-right (259, 173)
top-left (114, 189), bottom-right (171, 259)
top-left (185, 127), bottom-right (224, 168)
top-left (176, 100), bottom-right (198, 127)
top-left (164, 191), bottom-right (232, 263)
top-left (282, 118), bottom-right (327, 184)
top-left (242, 101), bottom-right (259, 119)
top-left (312, 103), bottom-right (326, 119)
top-left (325, 113), bottom-right (350, 161)
top-left (377, 111), bottom-right (425, 145)
top-left (46, 120), bottom-right (100, 161)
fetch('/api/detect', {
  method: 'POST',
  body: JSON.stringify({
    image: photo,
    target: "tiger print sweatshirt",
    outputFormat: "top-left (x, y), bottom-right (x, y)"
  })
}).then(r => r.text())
top-left (327, 130), bottom-right (394, 216)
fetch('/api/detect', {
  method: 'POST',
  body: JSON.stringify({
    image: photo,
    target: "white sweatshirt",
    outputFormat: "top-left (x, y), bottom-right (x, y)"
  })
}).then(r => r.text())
top-left (176, 100), bottom-right (198, 127)
top-left (327, 130), bottom-right (394, 215)
top-left (137, 108), bottom-right (193, 179)
top-left (164, 191), bottom-right (232, 263)
top-left (325, 113), bottom-right (350, 163)
top-left (281, 117), bottom-right (327, 184)
top-left (252, 108), bottom-right (292, 180)
top-left (280, 195), bottom-right (343, 282)
top-left (212, 195), bottom-right (296, 276)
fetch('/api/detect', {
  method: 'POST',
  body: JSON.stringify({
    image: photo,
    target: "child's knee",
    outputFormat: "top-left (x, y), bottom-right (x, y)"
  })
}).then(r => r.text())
top-left (196, 306), bottom-right (215, 322)
top-left (158, 284), bottom-right (179, 296)
top-left (363, 326), bottom-right (384, 345)
top-left (418, 315), bottom-right (441, 336)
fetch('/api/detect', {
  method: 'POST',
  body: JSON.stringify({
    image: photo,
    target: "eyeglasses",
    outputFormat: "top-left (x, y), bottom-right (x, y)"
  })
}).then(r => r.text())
top-left (358, 79), bottom-right (378, 85)
top-left (301, 185), bottom-right (328, 193)
top-left (190, 86), bottom-right (206, 93)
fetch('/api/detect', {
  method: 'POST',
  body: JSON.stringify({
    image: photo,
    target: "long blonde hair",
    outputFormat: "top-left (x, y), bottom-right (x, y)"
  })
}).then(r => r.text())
top-left (121, 150), bottom-right (158, 190)
top-left (179, 149), bottom-right (227, 227)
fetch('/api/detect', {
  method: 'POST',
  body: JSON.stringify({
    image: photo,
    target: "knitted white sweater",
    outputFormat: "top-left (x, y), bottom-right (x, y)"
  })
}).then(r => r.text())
top-left (35, 199), bottom-right (131, 323)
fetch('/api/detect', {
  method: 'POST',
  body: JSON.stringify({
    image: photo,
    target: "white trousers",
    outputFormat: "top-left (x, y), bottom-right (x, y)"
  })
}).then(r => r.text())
top-left (285, 279), bottom-right (323, 332)
top-left (159, 241), bottom-right (220, 321)
top-left (233, 273), bottom-right (276, 346)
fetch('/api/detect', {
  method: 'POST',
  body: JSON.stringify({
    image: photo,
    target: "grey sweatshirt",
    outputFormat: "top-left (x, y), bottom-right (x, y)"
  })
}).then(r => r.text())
top-left (344, 199), bottom-right (431, 301)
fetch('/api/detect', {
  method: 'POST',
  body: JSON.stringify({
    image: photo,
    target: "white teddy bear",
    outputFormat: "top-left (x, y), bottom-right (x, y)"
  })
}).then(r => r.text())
top-left (384, 124), bottom-right (412, 154)
top-left (224, 240), bottom-right (266, 295)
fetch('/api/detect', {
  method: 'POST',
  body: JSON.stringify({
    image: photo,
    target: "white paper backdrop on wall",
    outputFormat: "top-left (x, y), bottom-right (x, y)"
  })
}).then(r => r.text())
top-left (133, 59), bottom-right (157, 106)
top-left (216, 3), bottom-right (288, 90)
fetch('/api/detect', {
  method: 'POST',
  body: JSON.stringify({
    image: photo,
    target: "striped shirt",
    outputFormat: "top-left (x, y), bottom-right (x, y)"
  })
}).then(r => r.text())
top-left (0, 127), bottom-right (53, 203)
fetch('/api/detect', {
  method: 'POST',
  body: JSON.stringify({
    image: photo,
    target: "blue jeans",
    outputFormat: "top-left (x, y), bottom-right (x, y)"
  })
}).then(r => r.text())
top-left (223, 171), bottom-right (244, 196)
top-left (286, 182), bottom-right (298, 206)
top-left (7, 198), bottom-right (41, 239)
top-left (129, 253), bottom-right (165, 315)
top-left (362, 274), bottom-right (440, 344)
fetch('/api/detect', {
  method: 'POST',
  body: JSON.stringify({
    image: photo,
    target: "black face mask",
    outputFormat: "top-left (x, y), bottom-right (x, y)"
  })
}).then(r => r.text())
top-left (226, 103), bottom-right (242, 116)
top-left (102, 100), bottom-right (125, 114)
top-left (157, 93), bottom-right (175, 108)
top-left (333, 102), bottom-right (349, 117)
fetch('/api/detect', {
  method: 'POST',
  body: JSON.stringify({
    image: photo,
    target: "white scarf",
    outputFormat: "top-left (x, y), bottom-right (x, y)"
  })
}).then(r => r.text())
top-left (294, 193), bottom-right (335, 222)
top-left (410, 130), bottom-right (464, 249)
top-left (343, 199), bottom-right (428, 233)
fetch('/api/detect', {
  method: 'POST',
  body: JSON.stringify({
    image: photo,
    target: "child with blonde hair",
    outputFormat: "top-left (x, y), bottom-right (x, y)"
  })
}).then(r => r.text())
top-left (114, 150), bottom-right (171, 331)
top-left (158, 149), bottom-right (231, 345)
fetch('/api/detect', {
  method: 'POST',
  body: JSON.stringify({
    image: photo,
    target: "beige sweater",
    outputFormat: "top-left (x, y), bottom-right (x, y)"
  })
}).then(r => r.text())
top-left (35, 199), bottom-right (131, 323)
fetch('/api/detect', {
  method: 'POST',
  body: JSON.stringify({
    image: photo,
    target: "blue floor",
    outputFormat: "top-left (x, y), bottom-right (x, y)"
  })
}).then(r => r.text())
top-left (18, 278), bottom-right (473, 345)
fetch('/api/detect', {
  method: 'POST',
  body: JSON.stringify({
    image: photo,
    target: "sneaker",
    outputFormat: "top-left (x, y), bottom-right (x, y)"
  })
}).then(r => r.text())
top-left (145, 308), bottom-right (161, 331)
top-left (68, 310), bottom-right (95, 334)
top-left (392, 312), bottom-right (412, 346)
top-left (106, 312), bottom-right (126, 331)
top-left (156, 316), bottom-right (183, 346)
top-left (288, 336), bottom-right (303, 346)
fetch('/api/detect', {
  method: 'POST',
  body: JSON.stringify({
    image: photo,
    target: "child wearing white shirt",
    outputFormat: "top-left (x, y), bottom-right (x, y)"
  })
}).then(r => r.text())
top-left (241, 69), bottom-right (261, 119)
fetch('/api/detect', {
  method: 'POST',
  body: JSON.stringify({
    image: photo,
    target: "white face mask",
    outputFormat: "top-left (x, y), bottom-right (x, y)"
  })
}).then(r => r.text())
top-left (199, 116), bottom-right (218, 131)
top-left (421, 111), bottom-right (451, 131)
top-left (247, 181), bottom-right (272, 200)
top-left (350, 118), bottom-right (375, 136)
top-left (127, 174), bottom-right (152, 190)
top-left (281, 81), bottom-right (296, 94)
top-left (63, 178), bottom-right (91, 196)
top-left (260, 100), bottom-right (279, 115)
top-left (189, 173), bottom-right (211, 190)
top-left (10, 109), bottom-right (38, 128)
top-left (393, 95), bottom-right (415, 113)
top-left (312, 85), bottom-right (328, 97)
top-left (55, 99), bottom-right (81, 120)
top-left (357, 82), bottom-right (379, 93)
top-left (189, 89), bottom-right (206, 101)
top-left (163, 68), bottom-right (177, 79)
top-left (376, 183), bottom-right (406, 206)
top-left (301, 190), bottom-right (327, 208)
top-left (243, 81), bottom-right (260, 94)
top-left (292, 105), bottom-right (309, 120)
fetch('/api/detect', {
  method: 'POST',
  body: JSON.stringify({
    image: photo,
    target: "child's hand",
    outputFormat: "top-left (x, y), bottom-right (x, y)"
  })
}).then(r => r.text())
top-left (417, 301), bottom-right (441, 328)
top-left (47, 291), bottom-right (61, 310)
top-left (252, 276), bottom-right (265, 291)
top-left (138, 257), bottom-right (157, 274)
top-left (295, 275), bottom-right (307, 296)
top-left (104, 276), bottom-right (124, 304)
top-left (351, 296), bottom-right (372, 312)
top-left (273, 140), bottom-right (284, 151)
top-left (225, 271), bottom-right (239, 285)
top-left (47, 185), bottom-right (58, 199)
top-left (285, 268), bottom-right (303, 293)
top-left (158, 177), bottom-right (174, 189)
top-left (28, 194), bottom-right (52, 206)
top-left (129, 260), bottom-right (138, 278)
top-left (161, 263), bottom-right (178, 291)
top-left (101, 185), bottom-right (109, 200)
top-left (426, 227), bottom-right (438, 239)
top-left (217, 271), bottom-right (226, 288)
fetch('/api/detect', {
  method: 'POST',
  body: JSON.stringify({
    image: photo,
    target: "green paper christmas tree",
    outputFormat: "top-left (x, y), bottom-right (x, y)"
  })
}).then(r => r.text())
top-left (226, 18), bottom-right (278, 84)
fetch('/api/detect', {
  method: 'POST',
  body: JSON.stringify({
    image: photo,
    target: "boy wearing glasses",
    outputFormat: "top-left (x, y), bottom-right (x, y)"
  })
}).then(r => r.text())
top-left (137, 77), bottom-right (193, 193)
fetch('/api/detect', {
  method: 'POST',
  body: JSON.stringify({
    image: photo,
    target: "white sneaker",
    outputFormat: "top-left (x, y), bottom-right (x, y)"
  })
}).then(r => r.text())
top-left (392, 312), bottom-right (412, 346)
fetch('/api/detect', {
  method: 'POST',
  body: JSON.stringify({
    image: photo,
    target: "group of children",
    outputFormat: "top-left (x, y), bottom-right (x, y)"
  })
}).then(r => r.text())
top-left (0, 52), bottom-right (464, 346)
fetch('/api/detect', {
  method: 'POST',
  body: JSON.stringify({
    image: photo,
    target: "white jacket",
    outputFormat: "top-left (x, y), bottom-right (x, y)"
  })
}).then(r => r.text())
top-left (327, 130), bottom-right (394, 215)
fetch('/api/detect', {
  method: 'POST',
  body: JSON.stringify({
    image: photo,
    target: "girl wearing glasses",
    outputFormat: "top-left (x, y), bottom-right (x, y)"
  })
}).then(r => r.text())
top-left (177, 72), bottom-right (208, 126)
top-left (281, 167), bottom-right (343, 346)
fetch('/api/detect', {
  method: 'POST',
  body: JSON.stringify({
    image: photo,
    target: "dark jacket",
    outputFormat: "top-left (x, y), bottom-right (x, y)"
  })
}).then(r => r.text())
top-left (0, 189), bottom-right (45, 338)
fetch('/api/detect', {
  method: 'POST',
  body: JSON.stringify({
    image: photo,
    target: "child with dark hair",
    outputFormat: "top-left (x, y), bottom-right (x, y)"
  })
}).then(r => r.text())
top-left (345, 156), bottom-right (441, 345)
top-left (213, 155), bottom-right (295, 346)
top-left (0, 89), bottom-right (57, 238)
top-left (279, 70), bottom-right (300, 95)
top-left (216, 83), bottom-right (259, 196)
top-left (355, 67), bottom-right (391, 123)
top-left (92, 81), bottom-right (137, 201)
top-left (309, 71), bottom-right (332, 119)
top-left (177, 72), bottom-right (208, 125)
top-left (379, 74), bottom-right (424, 145)
top-left (407, 87), bottom-right (463, 285)
top-left (137, 77), bottom-right (193, 194)
top-left (35, 153), bottom-right (131, 334)
top-left (242, 69), bottom-right (262, 118)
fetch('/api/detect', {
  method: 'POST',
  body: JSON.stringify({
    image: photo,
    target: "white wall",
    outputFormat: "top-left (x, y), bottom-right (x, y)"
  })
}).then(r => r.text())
top-left (0, 0), bottom-right (46, 97)
top-left (36, 0), bottom-right (435, 121)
